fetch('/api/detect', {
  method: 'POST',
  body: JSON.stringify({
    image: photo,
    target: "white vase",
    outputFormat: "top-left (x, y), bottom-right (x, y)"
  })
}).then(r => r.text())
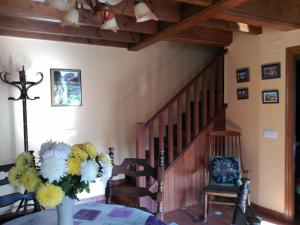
top-left (57, 196), bottom-right (74, 225)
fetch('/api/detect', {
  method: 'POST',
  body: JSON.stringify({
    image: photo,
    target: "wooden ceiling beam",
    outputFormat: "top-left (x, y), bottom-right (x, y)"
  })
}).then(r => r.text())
top-left (168, 26), bottom-right (232, 47)
top-left (174, 0), bottom-right (212, 7)
top-left (129, 0), bottom-right (249, 51)
top-left (201, 19), bottom-right (262, 35)
top-left (217, 0), bottom-right (300, 30)
top-left (0, 29), bottom-right (128, 48)
top-left (0, 1), bottom-right (157, 34)
top-left (0, 15), bottom-right (139, 43)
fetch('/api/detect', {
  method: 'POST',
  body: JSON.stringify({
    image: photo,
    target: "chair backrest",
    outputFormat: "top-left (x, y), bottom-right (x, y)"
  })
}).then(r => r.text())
top-left (205, 130), bottom-right (246, 174)
top-left (105, 147), bottom-right (164, 220)
top-left (0, 163), bottom-right (37, 215)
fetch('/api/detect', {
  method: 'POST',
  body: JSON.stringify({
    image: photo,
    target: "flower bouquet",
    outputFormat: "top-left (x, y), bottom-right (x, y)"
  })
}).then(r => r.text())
top-left (8, 141), bottom-right (112, 225)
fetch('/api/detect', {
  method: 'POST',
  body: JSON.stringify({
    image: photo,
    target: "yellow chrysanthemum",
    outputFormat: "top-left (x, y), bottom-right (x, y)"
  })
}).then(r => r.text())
top-left (16, 152), bottom-right (33, 174)
top-left (71, 145), bottom-right (88, 161)
top-left (8, 166), bottom-right (21, 186)
top-left (67, 157), bottom-right (81, 175)
top-left (97, 154), bottom-right (111, 164)
top-left (36, 183), bottom-right (64, 208)
top-left (22, 168), bottom-right (41, 192)
top-left (83, 142), bottom-right (97, 159)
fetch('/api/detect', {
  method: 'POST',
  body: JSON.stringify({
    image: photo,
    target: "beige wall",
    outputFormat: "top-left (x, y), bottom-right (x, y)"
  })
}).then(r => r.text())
top-left (225, 28), bottom-right (300, 213)
top-left (0, 36), bottom-right (218, 201)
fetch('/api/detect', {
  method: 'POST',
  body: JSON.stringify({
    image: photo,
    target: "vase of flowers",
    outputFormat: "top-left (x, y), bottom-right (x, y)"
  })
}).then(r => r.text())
top-left (8, 141), bottom-right (113, 225)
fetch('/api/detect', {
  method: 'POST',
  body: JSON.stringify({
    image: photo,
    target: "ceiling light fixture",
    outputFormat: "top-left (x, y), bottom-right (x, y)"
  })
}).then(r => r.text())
top-left (48, 0), bottom-right (158, 32)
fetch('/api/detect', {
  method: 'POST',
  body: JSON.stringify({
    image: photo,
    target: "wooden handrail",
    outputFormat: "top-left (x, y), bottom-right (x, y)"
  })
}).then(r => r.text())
top-left (145, 49), bottom-right (228, 127)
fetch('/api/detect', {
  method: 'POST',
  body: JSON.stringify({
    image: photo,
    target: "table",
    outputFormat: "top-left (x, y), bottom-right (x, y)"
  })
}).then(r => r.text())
top-left (4, 202), bottom-right (166, 225)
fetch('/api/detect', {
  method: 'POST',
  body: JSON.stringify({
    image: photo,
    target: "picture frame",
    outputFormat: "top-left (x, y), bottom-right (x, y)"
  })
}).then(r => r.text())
top-left (261, 63), bottom-right (281, 80)
top-left (237, 88), bottom-right (249, 100)
top-left (236, 68), bottom-right (250, 83)
top-left (262, 90), bottom-right (279, 104)
top-left (50, 68), bottom-right (82, 106)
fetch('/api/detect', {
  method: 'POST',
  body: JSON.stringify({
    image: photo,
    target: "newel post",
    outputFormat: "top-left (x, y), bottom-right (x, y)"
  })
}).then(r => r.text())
top-left (136, 122), bottom-right (146, 187)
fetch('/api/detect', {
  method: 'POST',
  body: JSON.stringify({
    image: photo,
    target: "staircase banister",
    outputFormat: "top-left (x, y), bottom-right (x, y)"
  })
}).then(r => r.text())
top-left (145, 49), bottom-right (228, 127)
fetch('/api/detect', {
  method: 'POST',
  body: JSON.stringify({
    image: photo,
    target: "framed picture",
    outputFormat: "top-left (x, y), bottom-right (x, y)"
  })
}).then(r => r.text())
top-left (50, 69), bottom-right (82, 106)
top-left (261, 63), bottom-right (280, 80)
top-left (262, 90), bottom-right (279, 104)
top-left (236, 68), bottom-right (250, 83)
top-left (237, 88), bottom-right (249, 100)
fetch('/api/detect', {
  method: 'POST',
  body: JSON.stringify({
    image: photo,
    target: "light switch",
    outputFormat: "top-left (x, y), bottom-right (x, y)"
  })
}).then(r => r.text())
top-left (263, 130), bottom-right (278, 139)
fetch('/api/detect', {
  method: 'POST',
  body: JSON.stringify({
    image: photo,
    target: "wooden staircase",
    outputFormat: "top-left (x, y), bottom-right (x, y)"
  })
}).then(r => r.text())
top-left (136, 50), bottom-right (228, 213)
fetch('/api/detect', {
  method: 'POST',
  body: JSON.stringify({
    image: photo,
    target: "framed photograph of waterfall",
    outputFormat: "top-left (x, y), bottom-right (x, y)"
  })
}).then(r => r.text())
top-left (50, 69), bottom-right (82, 106)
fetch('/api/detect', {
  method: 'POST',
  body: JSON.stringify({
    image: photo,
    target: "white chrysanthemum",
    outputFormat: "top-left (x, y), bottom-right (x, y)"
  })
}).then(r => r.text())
top-left (40, 157), bottom-right (67, 183)
top-left (39, 141), bottom-right (71, 162)
top-left (99, 161), bottom-right (112, 182)
top-left (80, 160), bottom-right (99, 183)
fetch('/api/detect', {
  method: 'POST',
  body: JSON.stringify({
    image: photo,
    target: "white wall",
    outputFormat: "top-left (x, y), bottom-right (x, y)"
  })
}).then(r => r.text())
top-left (0, 36), bottom-right (218, 200)
top-left (225, 28), bottom-right (300, 213)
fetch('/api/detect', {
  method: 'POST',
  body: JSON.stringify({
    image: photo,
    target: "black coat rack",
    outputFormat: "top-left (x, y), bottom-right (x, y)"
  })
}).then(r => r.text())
top-left (0, 66), bottom-right (43, 152)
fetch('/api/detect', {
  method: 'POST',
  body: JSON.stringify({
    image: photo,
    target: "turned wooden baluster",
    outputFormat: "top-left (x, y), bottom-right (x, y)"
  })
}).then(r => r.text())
top-left (157, 148), bottom-right (165, 221)
top-left (217, 57), bottom-right (224, 111)
top-left (210, 63), bottom-right (215, 119)
top-left (202, 73), bottom-right (207, 127)
top-left (177, 95), bottom-right (183, 154)
top-left (168, 104), bottom-right (174, 164)
top-left (186, 87), bottom-right (191, 144)
top-left (194, 79), bottom-right (199, 136)
top-left (136, 123), bottom-right (146, 187)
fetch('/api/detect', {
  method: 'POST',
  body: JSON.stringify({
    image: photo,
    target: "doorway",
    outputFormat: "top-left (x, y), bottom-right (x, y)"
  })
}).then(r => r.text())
top-left (286, 46), bottom-right (300, 223)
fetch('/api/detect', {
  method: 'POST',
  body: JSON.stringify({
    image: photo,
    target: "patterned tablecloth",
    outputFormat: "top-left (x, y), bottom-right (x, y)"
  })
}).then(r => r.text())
top-left (4, 202), bottom-right (166, 225)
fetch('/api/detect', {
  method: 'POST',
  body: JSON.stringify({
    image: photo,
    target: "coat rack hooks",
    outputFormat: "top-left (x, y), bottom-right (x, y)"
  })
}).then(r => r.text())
top-left (0, 66), bottom-right (43, 152)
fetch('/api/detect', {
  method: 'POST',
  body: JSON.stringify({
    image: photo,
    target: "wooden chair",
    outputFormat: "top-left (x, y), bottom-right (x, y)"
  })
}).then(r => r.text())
top-left (203, 130), bottom-right (251, 223)
top-left (0, 163), bottom-right (41, 223)
top-left (105, 147), bottom-right (164, 221)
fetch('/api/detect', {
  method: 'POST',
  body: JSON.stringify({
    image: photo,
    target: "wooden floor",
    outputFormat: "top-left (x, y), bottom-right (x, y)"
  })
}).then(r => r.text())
top-left (164, 205), bottom-right (298, 225)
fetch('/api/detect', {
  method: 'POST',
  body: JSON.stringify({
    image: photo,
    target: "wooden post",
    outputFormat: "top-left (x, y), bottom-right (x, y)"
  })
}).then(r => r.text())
top-left (136, 123), bottom-right (146, 187)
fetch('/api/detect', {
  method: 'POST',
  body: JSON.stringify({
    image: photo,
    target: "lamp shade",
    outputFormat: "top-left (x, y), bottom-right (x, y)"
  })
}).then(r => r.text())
top-left (134, 1), bottom-right (158, 23)
top-left (49, 0), bottom-right (75, 11)
top-left (62, 8), bottom-right (79, 26)
top-left (97, 0), bottom-right (123, 6)
top-left (101, 17), bottom-right (119, 33)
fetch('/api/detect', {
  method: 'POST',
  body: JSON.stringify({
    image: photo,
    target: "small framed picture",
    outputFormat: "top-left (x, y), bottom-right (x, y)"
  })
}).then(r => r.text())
top-left (236, 68), bottom-right (250, 83)
top-left (262, 63), bottom-right (280, 80)
top-left (50, 68), bottom-right (82, 106)
top-left (237, 88), bottom-right (249, 100)
top-left (262, 90), bottom-right (279, 104)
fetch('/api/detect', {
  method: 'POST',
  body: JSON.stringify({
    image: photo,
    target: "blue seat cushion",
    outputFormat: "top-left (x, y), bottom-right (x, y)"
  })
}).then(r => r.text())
top-left (209, 156), bottom-right (241, 187)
